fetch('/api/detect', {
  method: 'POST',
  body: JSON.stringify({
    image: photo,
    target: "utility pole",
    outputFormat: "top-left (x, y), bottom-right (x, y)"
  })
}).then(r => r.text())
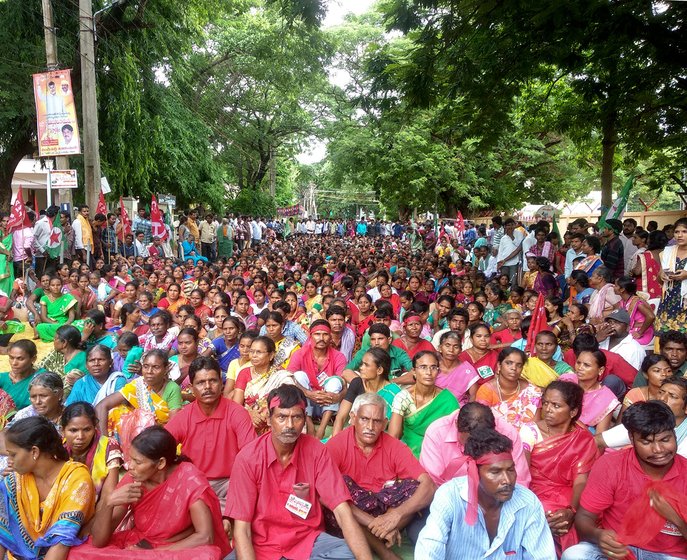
top-left (41, 0), bottom-right (72, 207)
top-left (79, 0), bottom-right (101, 211)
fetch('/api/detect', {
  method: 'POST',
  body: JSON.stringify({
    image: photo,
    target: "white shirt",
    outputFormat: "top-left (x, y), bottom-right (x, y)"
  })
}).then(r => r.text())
top-left (620, 233), bottom-right (637, 275)
top-left (565, 248), bottom-right (585, 278)
top-left (599, 333), bottom-right (646, 370)
top-left (134, 239), bottom-right (149, 257)
top-left (72, 219), bottom-right (85, 250)
top-left (496, 230), bottom-right (524, 266)
top-left (33, 216), bottom-right (52, 255)
top-left (602, 422), bottom-right (687, 458)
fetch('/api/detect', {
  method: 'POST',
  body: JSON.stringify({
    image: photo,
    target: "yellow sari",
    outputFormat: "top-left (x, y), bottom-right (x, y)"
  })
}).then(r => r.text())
top-left (0, 461), bottom-right (95, 558)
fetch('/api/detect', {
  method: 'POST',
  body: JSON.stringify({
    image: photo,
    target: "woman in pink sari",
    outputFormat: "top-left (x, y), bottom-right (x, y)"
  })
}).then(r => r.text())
top-left (519, 380), bottom-right (598, 554)
top-left (435, 331), bottom-right (479, 405)
top-left (614, 276), bottom-right (655, 345)
top-left (75, 425), bottom-right (230, 560)
top-left (560, 350), bottom-right (619, 433)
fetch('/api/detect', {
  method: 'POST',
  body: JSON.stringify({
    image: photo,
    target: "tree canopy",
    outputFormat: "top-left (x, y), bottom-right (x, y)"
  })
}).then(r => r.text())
top-left (0, 0), bottom-right (683, 217)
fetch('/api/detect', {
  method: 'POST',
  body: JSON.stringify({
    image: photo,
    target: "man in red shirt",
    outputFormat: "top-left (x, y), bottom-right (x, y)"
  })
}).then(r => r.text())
top-left (289, 320), bottom-right (347, 440)
top-left (326, 393), bottom-right (435, 560)
top-left (226, 385), bottom-right (373, 560)
top-left (165, 356), bottom-right (256, 510)
top-left (562, 401), bottom-right (687, 560)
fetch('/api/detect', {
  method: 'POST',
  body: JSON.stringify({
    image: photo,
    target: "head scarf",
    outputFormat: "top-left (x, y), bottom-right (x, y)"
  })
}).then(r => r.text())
top-left (465, 452), bottom-right (514, 525)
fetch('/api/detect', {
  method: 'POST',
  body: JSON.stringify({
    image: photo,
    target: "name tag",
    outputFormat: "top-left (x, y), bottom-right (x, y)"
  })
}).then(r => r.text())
top-left (477, 366), bottom-right (494, 380)
top-left (661, 520), bottom-right (682, 537)
top-left (316, 371), bottom-right (329, 386)
top-left (285, 494), bottom-right (312, 519)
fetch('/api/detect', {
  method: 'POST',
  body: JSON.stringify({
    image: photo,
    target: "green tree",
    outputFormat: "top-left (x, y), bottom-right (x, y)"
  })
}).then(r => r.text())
top-left (378, 0), bottom-right (687, 208)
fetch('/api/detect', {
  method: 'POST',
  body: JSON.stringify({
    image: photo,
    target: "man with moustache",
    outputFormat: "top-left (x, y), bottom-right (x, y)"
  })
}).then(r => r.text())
top-left (165, 356), bottom-right (256, 509)
top-left (563, 401), bottom-right (687, 560)
top-left (288, 320), bottom-right (347, 440)
top-left (326, 393), bottom-right (435, 560)
top-left (416, 428), bottom-right (554, 558)
top-left (633, 330), bottom-right (687, 388)
top-left (226, 384), bottom-right (373, 560)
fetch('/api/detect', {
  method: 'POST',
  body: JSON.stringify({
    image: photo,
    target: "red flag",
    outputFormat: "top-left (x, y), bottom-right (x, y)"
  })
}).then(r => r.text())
top-left (118, 197), bottom-right (131, 240)
top-left (455, 211), bottom-right (465, 244)
top-left (33, 191), bottom-right (39, 215)
top-left (150, 194), bottom-right (168, 241)
top-left (96, 191), bottom-right (107, 216)
top-left (525, 292), bottom-right (550, 355)
top-left (7, 187), bottom-right (27, 233)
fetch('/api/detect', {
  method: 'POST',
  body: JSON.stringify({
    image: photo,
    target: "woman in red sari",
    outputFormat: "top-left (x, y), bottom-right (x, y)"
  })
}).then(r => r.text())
top-left (519, 380), bottom-right (598, 555)
top-left (629, 230), bottom-right (662, 302)
top-left (458, 322), bottom-right (499, 385)
top-left (75, 425), bottom-right (230, 560)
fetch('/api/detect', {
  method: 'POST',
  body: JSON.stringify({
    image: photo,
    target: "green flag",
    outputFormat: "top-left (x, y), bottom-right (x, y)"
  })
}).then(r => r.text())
top-left (599, 176), bottom-right (634, 228)
top-left (552, 213), bottom-right (560, 237)
top-left (45, 217), bottom-right (63, 259)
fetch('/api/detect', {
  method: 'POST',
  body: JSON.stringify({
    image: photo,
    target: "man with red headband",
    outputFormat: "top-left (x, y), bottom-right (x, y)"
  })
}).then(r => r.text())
top-left (420, 402), bottom-right (531, 488)
top-left (416, 428), bottom-right (553, 559)
top-left (226, 384), bottom-right (373, 560)
top-left (289, 319), bottom-right (347, 440)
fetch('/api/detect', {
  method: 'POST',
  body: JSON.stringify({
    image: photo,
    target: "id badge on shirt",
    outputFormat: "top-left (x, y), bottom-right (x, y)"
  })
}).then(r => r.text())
top-left (285, 494), bottom-right (312, 519)
top-left (316, 371), bottom-right (329, 387)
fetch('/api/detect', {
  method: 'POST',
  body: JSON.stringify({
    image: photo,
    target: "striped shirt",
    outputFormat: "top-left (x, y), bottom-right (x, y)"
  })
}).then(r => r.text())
top-left (416, 476), bottom-right (555, 559)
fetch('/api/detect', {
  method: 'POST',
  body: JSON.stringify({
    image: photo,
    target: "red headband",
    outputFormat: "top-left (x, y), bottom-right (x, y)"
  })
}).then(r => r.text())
top-left (269, 396), bottom-right (305, 411)
top-left (310, 324), bottom-right (331, 334)
top-left (465, 452), bottom-right (513, 525)
top-left (403, 315), bottom-right (422, 327)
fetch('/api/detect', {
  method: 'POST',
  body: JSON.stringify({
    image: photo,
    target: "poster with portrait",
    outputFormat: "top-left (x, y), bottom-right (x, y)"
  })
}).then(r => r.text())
top-left (33, 70), bottom-right (81, 157)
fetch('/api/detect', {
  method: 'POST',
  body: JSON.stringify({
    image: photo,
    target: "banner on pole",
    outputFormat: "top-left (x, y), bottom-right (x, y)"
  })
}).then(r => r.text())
top-left (277, 204), bottom-right (302, 217)
top-left (33, 70), bottom-right (81, 157)
top-left (50, 170), bottom-right (78, 190)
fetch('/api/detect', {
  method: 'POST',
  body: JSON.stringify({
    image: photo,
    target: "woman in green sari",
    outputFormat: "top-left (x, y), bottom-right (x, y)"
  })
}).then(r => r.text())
top-left (216, 218), bottom-right (233, 259)
top-left (482, 283), bottom-right (512, 328)
top-left (331, 347), bottom-right (402, 436)
top-left (0, 230), bottom-right (13, 298)
top-left (36, 276), bottom-right (78, 342)
top-left (0, 340), bottom-right (40, 425)
top-left (389, 350), bottom-right (459, 457)
top-left (37, 324), bottom-right (88, 397)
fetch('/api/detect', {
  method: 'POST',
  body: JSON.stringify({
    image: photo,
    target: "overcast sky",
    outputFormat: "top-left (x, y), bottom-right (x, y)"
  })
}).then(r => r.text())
top-left (298, 1), bottom-right (379, 164)
top-left (323, 0), bottom-right (377, 27)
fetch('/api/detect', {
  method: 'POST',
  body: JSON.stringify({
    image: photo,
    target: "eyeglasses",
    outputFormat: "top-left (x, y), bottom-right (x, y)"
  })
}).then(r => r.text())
top-left (415, 365), bottom-right (439, 372)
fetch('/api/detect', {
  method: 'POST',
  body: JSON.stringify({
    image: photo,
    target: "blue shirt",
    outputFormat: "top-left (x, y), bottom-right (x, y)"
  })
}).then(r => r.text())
top-left (212, 337), bottom-right (240, 373)
top-left (259, 320), bottom-right (308, 345)
top-left (65, 373), bottom-right (127, 406)
top-left (416, 477), bottom-right (555, 559)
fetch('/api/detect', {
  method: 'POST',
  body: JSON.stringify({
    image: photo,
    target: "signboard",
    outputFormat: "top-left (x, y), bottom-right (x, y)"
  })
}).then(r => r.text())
top-left (158, 194), bottom-right (177, 206)
top-left (33, 70), bottom-right (81, 157)
top-left (277, 204), bottom-right (302, 217)
top-left (50, 170), bottom-right (78, 190)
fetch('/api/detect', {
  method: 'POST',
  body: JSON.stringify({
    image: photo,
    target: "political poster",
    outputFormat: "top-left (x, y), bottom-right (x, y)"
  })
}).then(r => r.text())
top-left (277, 204), bottom-right (303, 217)
top-left (33, 70), bottom-right (81, 157)
top-left (50, 170), bottom-right (78, 190)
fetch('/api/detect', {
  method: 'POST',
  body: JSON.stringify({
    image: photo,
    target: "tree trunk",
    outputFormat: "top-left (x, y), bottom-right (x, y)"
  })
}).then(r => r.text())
top-left (0, 135), bottom-right (34, 211)
top-left (600, 114), bottom-right (617, 210)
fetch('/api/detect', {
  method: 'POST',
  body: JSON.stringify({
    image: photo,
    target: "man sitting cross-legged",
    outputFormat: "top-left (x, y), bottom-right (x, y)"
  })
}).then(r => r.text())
top-left (326, 393), bottom-right (435, 559)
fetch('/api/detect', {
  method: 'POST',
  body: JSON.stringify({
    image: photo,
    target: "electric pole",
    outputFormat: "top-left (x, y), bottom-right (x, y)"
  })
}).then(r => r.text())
top-left (41, 0), bottom-right (72, 207)
top-left (79, 0), bottom-right (101, 211)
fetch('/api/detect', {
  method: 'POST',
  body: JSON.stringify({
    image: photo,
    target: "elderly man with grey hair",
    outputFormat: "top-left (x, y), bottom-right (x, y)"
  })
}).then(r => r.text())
top-left (326, 393), bottom-right (436, 560)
